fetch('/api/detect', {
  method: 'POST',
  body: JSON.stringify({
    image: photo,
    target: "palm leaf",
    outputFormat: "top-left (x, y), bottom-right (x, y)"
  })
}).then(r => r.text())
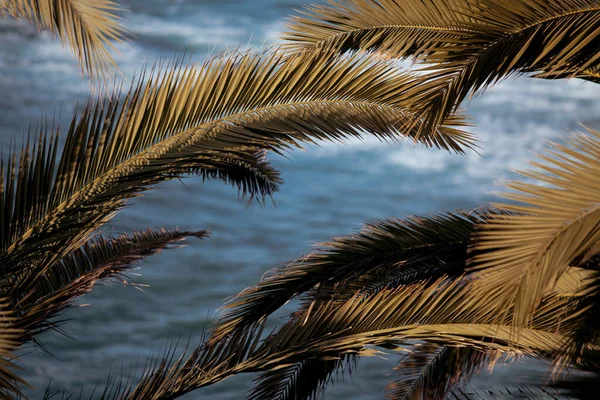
top-left (211, 210), bottom-right (485, 343)
top-left (282, 0), bottom-right (475, 57)
top-left (0, 299), bottom-right (27, 400)
top-left (450, 384), bottom-right (565, 399)
top-left (14, 228), bottom-right (208, 344)
top-left (1, 0), bottom-right (126, 80)
top-left (235, 279), bottom-right (585, 400)
top-left (284, 0), bottom-right (600, 129)
top-left (470, 128), bottom-right (600, 328)
top-left (248, 355), bottom-right (357, 400)
top-left (251, 277), bottom-right (581, 366)
top-left (80, 278), bottom-right (585, 400)
top-left (0, 49), bottom-right (471, 308)
top-left (386, 344), bottom-right (500, 400)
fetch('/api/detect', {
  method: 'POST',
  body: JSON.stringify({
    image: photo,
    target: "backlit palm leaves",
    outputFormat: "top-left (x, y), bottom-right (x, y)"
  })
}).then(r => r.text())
top-left (470, 129), bottom-right (600, 315)
top-left (0, 49), bottom-right (469, 317)
top-left (1, 0), bottom-right (600, 399)
top-left (0, 43), bottom-right (469, 398)
top-left (285, 0), bottom-right (600, 127)
top-left (0, 0), bottom-right (126, 79)
top-left (0, 300), bottom-right (25, 400)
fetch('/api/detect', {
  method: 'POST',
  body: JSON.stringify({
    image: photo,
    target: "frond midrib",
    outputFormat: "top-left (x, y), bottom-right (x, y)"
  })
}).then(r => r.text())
top-left (3, 98), bottom-right (424, 256)
top-left (514, 6), bottom-right (600, 35)
top-left (286, 23), bottom-right (471, 47)
top-left (481, 204), bottom-right (600, 294)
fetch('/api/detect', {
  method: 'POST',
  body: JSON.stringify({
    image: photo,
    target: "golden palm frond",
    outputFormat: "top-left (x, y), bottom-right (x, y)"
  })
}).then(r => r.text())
top-left (283, 0), bottom-right (474, 57)
top-left (0, 48), bottom-right (471, 310)
top-left (211, 210), bottom-right (486, 343)
top-left (83, 278), bottom-right (586, 400)
top-left (14, 229), bottom-right (207, 344)
top-left (250, 278), bottom-right (579, 368)
top-left (0, 299), bottom-right (26, 399)
top-left (386, 344), bottom-right (501, 400)
top-left (470, 128), bottom-right (600, 328)
top-left (0, 0), bottom-right (126, 80)
top-left (285, 0), bottom-right (600, 128)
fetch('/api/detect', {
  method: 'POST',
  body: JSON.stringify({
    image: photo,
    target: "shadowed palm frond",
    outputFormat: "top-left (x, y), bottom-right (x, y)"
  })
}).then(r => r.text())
top-left (386, 344), bottom-right (501, 400)
top-left (0, 48), bottom-right (471, 312)
top-left (0, 0), bottom-right (126, 80)
top-left (14, 229), bottom-right (208, 344)
top-left (0, 299), bottom-right (26, 400)
top-left (552, 269), bottom-right (600, 370)
top-left (470, 128), bottom-right (600, 328)
top-left (285, 0), bottom-right (600, 129)
top-left (236, 279), bottom-right (587, 400)
top-left (72, 278), bottom-right (587, 400)
top-left (211, 210), bottom-right (486, 343)
top-left (248, 355), bottom-right (357, 400)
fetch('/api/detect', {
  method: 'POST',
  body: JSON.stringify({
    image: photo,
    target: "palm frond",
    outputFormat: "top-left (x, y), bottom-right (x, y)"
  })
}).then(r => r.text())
top-left (1, 0), bottom-right (126, 80)
top-left (248, 355), bottom-right (356, 400)
top-left (0, 299), bottom-right (26, 400)
top-left (285, 0), bottom-right (600, 128)
top-left (0, 49), bottom-right (471, 310)
top-left (14, 228), bottom-right (208, 344)
top-left (211, 210), bottom-right (485, 343)
top-left (235, 279), bottom-right (584, 400)
top-left (81, 278), bottom-right (583, 400)
top-left (470, 128), bottom-right (600, 328)
top-left (250, 278), bottom-right (580, 367)
top-left (283, 0), bottom-right (474, 57)
top-left (386, 344), bottom-right (500, 400)
top-left (450, 384), bottom-right (564, 400)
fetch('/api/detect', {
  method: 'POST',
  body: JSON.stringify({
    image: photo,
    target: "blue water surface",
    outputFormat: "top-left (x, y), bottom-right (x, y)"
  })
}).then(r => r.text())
top-left (1, 1), bottom-right (599, 398)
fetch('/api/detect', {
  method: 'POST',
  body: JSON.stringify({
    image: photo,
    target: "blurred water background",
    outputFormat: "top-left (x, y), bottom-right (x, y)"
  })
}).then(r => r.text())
top-left (1, 0), bottom-right (600, 398)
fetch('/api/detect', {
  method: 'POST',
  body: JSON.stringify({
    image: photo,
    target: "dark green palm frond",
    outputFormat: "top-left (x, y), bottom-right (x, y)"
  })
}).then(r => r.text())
top-left (386, 344), bottom-right (500, 400)
top-left (0, 299), bottom-right (26, 400)
top-left (211, 210), bottom-right (485, 343)
top-left (549, 373), bottom-right (600, 400)
top-left (1, 0), bottom-right (126, 80)
top-left (0, 49), bottom-right (471, 310)
top-left (470, 129), bottom-right (600, 328)
top-left (14, 229), bottom-right (207, 344)
top-left (285, 0), bottom-right (600, 129)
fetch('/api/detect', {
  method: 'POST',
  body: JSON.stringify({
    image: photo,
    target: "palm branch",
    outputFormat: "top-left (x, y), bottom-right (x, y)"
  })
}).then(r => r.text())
top-left (0, 299), bottom-right (26, 399)
top-left (386, 344), bottom-right (501, 400)
top-left (72, 277), bottom-right (586, 400)
top-left (0, 0), bottom-right (126, 80)
top-left (0, 48), bottom-right (470, 322)
top-left (247, 355), bottom-right (357, 400)
top-left (211, 210), bottom-right (486, 343)
top-left (14, 228), bottom-right (208, 345)
top-left (284, 0), bottom-right (600, 128)
top-left (282, 0), bottom-right (475, 58)
top-left (470, 128), bottom-right (600, 330)
top-left (241, 274), bottom-right (589, 400)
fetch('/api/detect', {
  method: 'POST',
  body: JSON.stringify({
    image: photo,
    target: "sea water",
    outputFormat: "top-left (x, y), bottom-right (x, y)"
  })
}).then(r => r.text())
top-left (1, 1), bottom-right (599, 398)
